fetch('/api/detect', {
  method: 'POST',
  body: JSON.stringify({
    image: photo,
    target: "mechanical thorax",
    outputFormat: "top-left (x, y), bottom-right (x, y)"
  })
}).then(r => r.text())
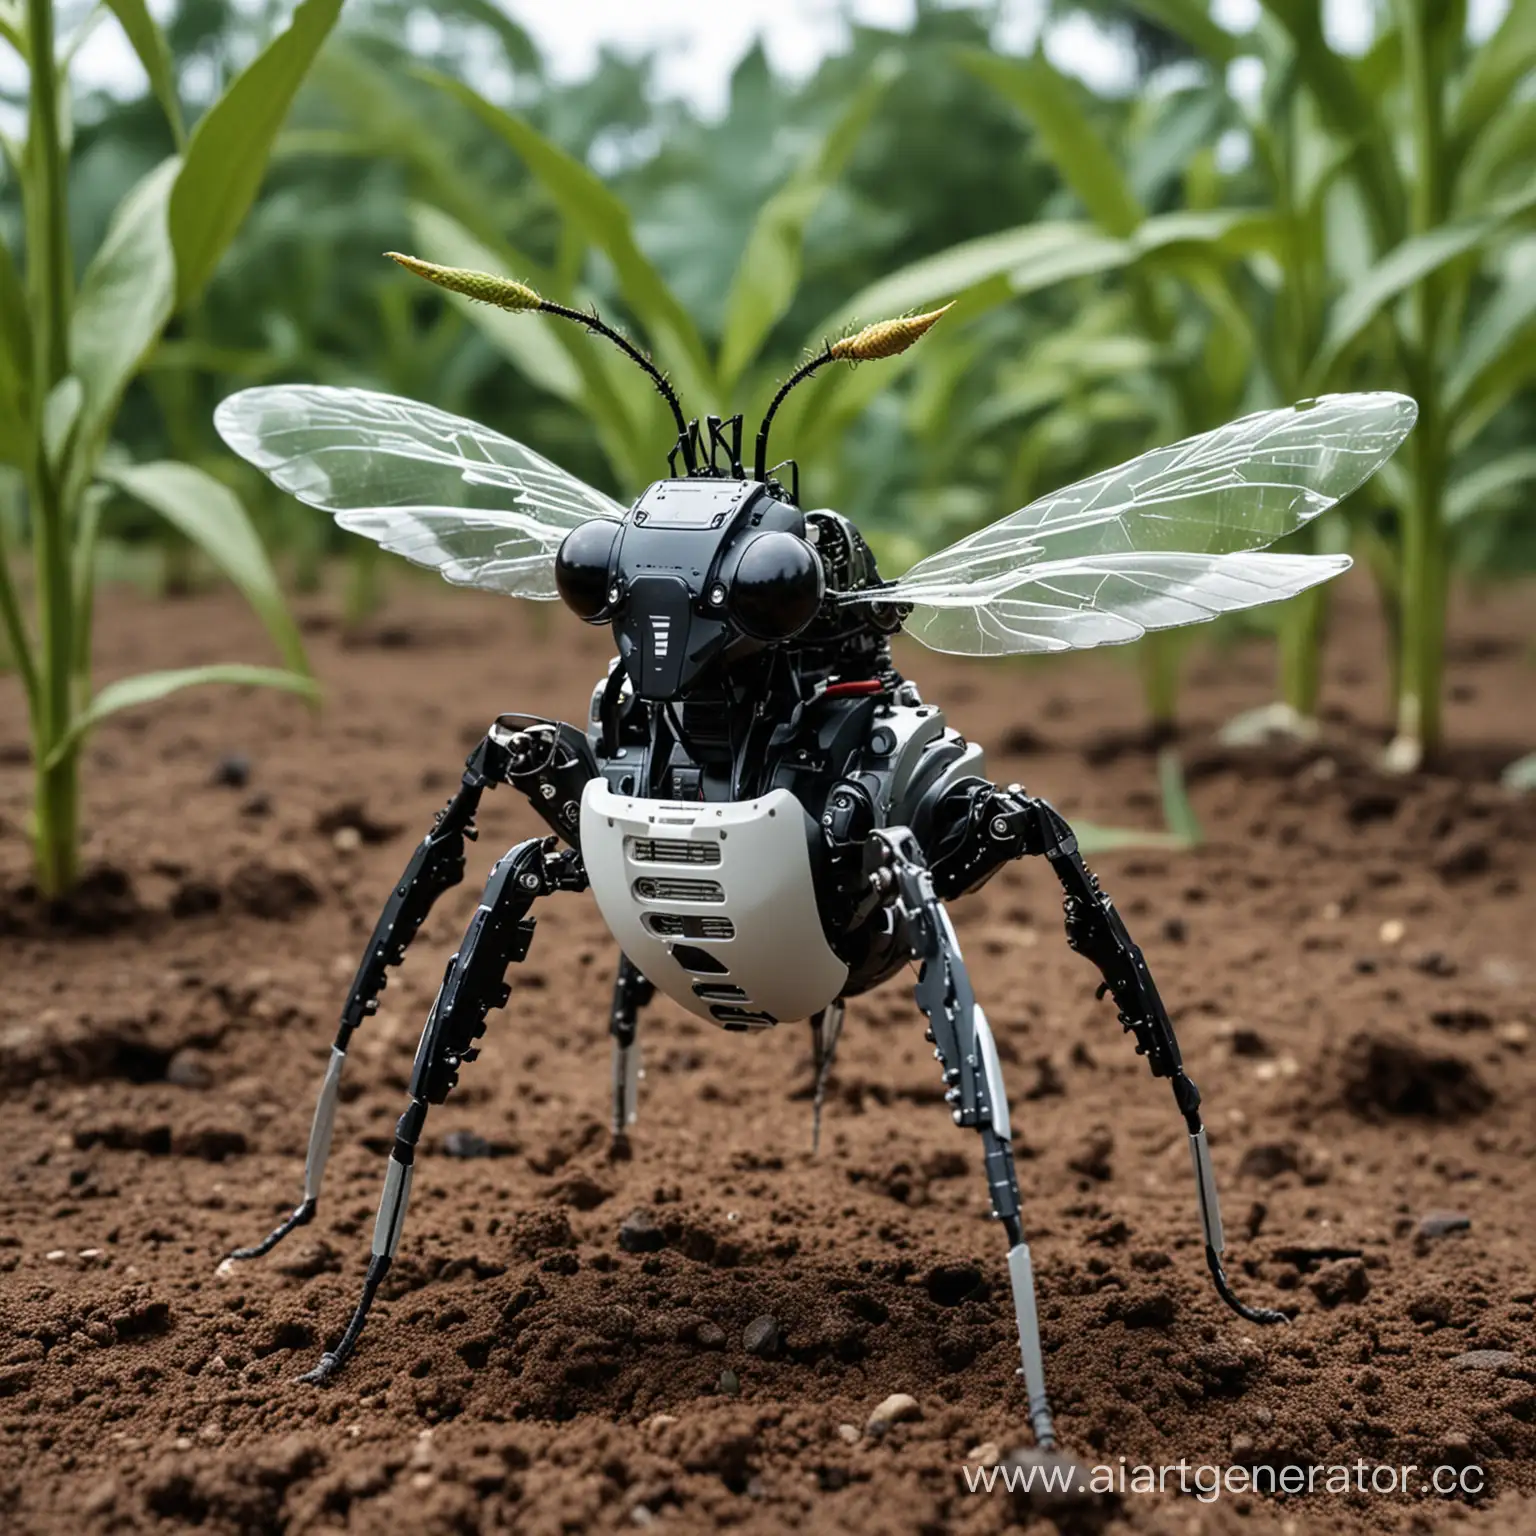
top-left (505, 482), bottom-right (987, 1029)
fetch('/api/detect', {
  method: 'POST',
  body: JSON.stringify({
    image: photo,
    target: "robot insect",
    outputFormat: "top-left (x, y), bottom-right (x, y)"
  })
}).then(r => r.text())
top-left (214, 254), bottom-right (1416, 1442)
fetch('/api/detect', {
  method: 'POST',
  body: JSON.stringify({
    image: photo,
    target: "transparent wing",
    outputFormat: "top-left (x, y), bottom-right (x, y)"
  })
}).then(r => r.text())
top-left (844, 392), bottom-right (1414, 655)
top-left (898, 550), bottom-right (1353, 656)
top-left (891, 392), bottom-right (1416, 592)
top-left (214, 385), bottom-right (625, 600)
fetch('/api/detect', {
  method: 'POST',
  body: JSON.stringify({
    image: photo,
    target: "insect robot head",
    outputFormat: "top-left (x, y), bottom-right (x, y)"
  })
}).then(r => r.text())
top-left (557, 474), bottom-right (823, 702)
top-left (212, 251), bottom-right (1418, 1437)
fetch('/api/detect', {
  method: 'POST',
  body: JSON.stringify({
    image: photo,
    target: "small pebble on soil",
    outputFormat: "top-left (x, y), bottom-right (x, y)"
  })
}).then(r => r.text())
top-left (865, 1394), bottom-right (920, 1436)
top-left (742, 1315), bottom-right (781, 1358)
top-left (618, 1207), bottom-right (667, 1253)
top-left (1417, 1211), bottom-right (1472, 1240)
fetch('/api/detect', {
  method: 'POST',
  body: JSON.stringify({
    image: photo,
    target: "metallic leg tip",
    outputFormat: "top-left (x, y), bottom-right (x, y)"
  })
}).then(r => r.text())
top-left (224, 1198), bottom-right (318, 1264)
top-left (1207, 1246), bottom-right (1288, 1326)
top-left (298, 1353), bottom-right (339, 1386)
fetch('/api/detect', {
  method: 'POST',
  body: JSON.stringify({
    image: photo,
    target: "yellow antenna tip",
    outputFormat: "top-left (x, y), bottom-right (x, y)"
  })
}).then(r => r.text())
top-left (385, 252), bottom-right (543, 314)
top-left (829, 302), bottom-right (954, 362)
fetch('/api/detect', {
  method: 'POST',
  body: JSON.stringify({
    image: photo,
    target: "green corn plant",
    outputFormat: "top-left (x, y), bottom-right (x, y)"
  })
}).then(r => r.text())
top-left (887, 45), bottom-right (1264, 736)
top-left (0, 0), bottom-right (340, 897)
top-left (1113, 0), bottom-right (1536, 768)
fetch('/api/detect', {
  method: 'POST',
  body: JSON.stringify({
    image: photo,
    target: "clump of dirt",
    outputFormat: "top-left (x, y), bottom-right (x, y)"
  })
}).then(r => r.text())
top-left (0, 573), bottom-right (1533, 1536)
top-left (1340, 1032), bottom-right (1495, 1121)
top-left (0, 862), bottom-right (144, 937)
top-left (314, 800), bottom-right (403, 845)
top-left (226, 857), bottom-right (322, 920)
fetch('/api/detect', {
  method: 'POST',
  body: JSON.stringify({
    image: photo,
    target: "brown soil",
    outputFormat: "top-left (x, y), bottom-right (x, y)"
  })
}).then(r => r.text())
top-left (0, 570), bottom-right (1532, 1536)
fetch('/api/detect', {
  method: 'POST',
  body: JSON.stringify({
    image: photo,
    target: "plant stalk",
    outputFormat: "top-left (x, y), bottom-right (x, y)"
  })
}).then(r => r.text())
top-left (1386, 0), bottom-right (1448, 772)
top-left (1389, 414), bottom-right (1446, 768)
top-left (25, 0), bottom-right (81, 896)
top-left (1138, 633), bottom-right (1181, 744)
top-left (1279, 584), bottom-right (1327, 720)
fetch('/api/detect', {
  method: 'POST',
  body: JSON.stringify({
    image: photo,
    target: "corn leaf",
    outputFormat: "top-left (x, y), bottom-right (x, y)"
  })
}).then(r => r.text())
top-left (1123, 0), bottom-right (1242, 64)
top-left (104, 0), bottom-right (184, 145)
top-left (100, 459), bottom-right (309, 676)
top-left (1256, 0), bottom-right (1404, 244)
top-left (169, 0), bottom-right (344, 306)
top-left (1445, 448), bottom-right (1536, 526)
top-left (69, 156), bottom-right (179, 468)
top-left (0, 1), bottom-right (24, 56)
top-left (46, 665), bottom-right (319, 769)
top-left (312, 46), bottom-right (515, 255)
top-left (1072, 821), bottom-right (1189, 855)
top-left (1312, 219), bottom-right (1498, 381)
top-left (801, 208), bottom-right (1258, 468)
top-left (42, 376), bottom-right (83, 473)
top-left (1454, 0), bottom-right (1536, 152)
top-left (422, 68), bottom-right (714, 408)
top-left (1459, 95), bottom-right (1536, 211)
top-left (406, 203), bottom-right (655, 490)
top-left (0, 230), bottom-right (30, 464)
top-left (960, 49), bottom-right (1144, 238)
top-left (409, 204), bottom-right (584, 404)
top-left (1445, 237), bottom-right (1536, 416)
top-left (1156, 746), bottom-right (1203, 847)
top-left (718, 53), bottom-right (900, 389)
top-left (827, 221), bottom-right (1103, 326)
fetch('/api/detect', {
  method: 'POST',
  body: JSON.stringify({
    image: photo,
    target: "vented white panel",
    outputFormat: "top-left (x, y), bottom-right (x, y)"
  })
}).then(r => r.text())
top-left (581, 782), bottom-right (848, 1028)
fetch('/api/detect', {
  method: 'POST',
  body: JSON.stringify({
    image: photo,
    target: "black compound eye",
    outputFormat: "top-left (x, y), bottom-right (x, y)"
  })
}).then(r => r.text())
top-left (729, 531), bottom-right (824, 642)
top-left (555, 519), bottom-right (621, 620)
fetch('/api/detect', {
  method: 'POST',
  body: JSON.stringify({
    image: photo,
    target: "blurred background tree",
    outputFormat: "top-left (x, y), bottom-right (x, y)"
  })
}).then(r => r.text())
top-left (1, 0), bottom-right (1533, 893)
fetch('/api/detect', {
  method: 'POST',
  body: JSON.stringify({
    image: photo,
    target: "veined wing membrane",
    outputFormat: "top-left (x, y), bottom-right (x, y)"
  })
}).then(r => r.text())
top-left (214, 386), bottom-right (624, 600)
top-left (893, 392), bottom-right (1417, 592)
top-left (900, 550), bottom-right (1353, 656)
top-left (846, 392), bottom-right (1415, 656)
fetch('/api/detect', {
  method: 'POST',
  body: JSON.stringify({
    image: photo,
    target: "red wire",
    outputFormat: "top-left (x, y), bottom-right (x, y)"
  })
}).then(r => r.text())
top-left (822, 679), bottom-right (885, 698)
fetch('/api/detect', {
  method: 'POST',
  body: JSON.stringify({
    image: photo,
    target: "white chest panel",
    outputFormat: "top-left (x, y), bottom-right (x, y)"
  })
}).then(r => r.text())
top-left (580, 781), bottom-right (849, 1029)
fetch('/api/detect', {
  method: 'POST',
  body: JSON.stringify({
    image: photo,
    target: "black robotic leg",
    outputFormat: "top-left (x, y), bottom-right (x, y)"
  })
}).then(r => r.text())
top-left (925, 779), bottom-right (1286, 1328)
top-left (300, 836), bottom-right (585, 1383)
top-left (807, 1000), bottom-right (845, 1155)
top-left (1030, 800), bottom-right (1287, 1326)
top-left (875, 829), bottom-right (1056, 1450)
top-left (609, 954), bottom-right (654, 1149)
top-left (225, 735), bottom-right (509, 1264)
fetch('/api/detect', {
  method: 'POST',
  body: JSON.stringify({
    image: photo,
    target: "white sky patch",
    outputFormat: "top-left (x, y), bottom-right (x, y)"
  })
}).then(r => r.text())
top-left (1225, 55), bottom-right (1265, 113)
top-left (1322, 0), bottom-right (1374, 57)
top-left (505, 0), bottom-right (920, 116)
top-left (1215, 126), bottom-right (1251, 174)
top-left (0, 0), bottom-right (1517, 147)
top-left (1212, 0), bottom-right (1260, 32)
top-left (1041, 10), bottom-right (1135, 96)
top-left (1468, 0), bottom-right (1511, 41)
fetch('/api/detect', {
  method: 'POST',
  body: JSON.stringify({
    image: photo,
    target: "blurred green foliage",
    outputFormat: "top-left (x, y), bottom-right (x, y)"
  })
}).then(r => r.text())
top-left (1, 0), bottom-right (327, 894)
top-left (2, 0), bottom-right (1534, 852)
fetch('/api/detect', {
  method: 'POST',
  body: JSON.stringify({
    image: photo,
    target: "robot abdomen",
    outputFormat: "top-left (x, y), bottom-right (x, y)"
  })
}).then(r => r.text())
top-left (579, 781), bottom-right (848, 1029)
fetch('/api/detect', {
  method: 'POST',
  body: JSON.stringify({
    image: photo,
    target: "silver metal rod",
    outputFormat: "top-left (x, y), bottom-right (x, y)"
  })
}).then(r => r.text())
top-left (371, 1158), bottom-right (415, 1259)
top-left (810, 1000), bottom-right (844, 1155)
top-left (1007, 1242), bottom-right (1056, 1449)
top-left (303, 1047), bottom-right (346, 1201)
top-left (611, 1037), bottom-right (641, 1134)
top-left (973, 1005), bottom-right (1010, 1141)
top-left (1188, 1128), bottom-right (1226, 1254)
